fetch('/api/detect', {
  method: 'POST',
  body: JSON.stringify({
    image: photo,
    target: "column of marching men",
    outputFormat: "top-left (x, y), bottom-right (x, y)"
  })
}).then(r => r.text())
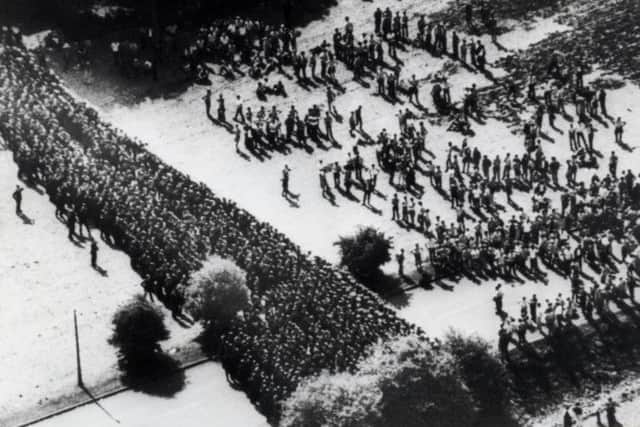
top-left (0, 29), bottom-right (423, 417)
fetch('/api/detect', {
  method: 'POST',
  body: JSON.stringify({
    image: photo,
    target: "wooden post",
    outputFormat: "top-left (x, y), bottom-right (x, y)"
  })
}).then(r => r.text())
top-left (74, 310), bottom-right (83, 387)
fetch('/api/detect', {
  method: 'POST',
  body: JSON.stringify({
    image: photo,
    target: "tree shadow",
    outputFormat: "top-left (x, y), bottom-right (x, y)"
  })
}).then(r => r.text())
top-left (195, 326), bottom-right (223, 358)
top-left (387, 290), bottom-right (412, 309)
top-left (366, 270), bottom-right (404, 297)
top-left (119, 351), bottom-right (186, 398)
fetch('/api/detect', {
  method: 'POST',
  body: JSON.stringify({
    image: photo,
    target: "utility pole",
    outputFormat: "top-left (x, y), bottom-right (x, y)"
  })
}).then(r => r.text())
top-left (74, 310), bottom-right (83, 387)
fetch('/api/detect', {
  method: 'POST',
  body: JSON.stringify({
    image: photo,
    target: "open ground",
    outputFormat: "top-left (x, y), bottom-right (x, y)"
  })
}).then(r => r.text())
top-left (3, 0), bottom-right (640, 425)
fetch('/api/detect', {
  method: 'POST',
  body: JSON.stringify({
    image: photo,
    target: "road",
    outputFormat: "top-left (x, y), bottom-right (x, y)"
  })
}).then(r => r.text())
top-left (35, 362), bottom-right (267, 427)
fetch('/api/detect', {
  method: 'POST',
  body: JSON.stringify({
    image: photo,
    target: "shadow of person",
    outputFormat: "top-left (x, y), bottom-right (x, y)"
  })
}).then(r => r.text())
top-left (284, 192), bottom-right (300, 208)
top-left (434, 280), bottom-right (454, 291)
top-left (17, 211), bottom-right (35, 225)
top-left (337, 186), bottom-right (360, 202)
top-left (323, 191), bottom-right (339, 207)
top-left (236, 150), bottom-right (251, 161)
top-left (171, 311), bottom-right (193, 328)
top-left (491, 38), bottom-right (509, 52)
top-left (119, 350), bottom-right (186, 398)
top-left (617, 140), bottom-right (635, 152)
top-left (591, 113), bottom-right (609, 128)
top-left (93, 265), bottom-right (108, 277)
top-left (363, 203), bottom-right (382, 215)
top-left (508, 198), bottom-right (523, 211)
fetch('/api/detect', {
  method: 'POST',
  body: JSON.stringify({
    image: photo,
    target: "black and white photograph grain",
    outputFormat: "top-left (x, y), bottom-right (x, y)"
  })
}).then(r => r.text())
top-left (1, 0), bottom-right (640, 426)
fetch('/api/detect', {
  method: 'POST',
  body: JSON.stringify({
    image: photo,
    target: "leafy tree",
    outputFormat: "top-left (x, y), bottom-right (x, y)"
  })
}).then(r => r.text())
top-left (109, 294), bottom-right (169, 362)
top-left (281, 335), bottom-right (477, 427)
top-left (184, 255), bottom-right (251, 331)
top-left (279, 369), bottom-right (380, 427)
top-left (335, 227), bottom-right (393, 291)
top-left (444, 331), bottom-right (518, 427)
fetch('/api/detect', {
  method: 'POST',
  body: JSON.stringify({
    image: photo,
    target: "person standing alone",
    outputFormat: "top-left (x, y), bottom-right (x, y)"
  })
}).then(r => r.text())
top-left (90, 239), bottom-right (99, 269)
top-left (202, 89), bottom-right (212, 118)
top-left (12, 184), bottom-right (23, 214)
top-left (281, 165), bottom-right (292, 198)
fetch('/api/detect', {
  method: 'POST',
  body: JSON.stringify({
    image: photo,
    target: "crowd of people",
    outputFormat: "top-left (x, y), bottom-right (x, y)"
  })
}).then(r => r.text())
top-left (199, 4), bottom-right (639, 301)
top-left (389, 131), bottom-right (640, 285)
top-left (209, 93), bottom-right (341, 160)
top-left (4, 0), bottom-right (640, 422)
top-left (185, 17), bottom-right (300, 82)
top-left (0, 32), bottom-right (417, 418)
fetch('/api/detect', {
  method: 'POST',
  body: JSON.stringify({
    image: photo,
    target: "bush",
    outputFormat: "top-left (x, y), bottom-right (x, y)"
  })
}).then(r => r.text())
top-left (444, 331), bottom-right (518, 427)
top-left (335, 227), bottom-right (393, 291)
top-left (183, 256), bottom-right (251, 330)
top-left (109, 294), bottom-right (169, 361)
top-left (279, 370), bottom-right (381, 427)
top-left (281, 335), bottom-right (477, 427)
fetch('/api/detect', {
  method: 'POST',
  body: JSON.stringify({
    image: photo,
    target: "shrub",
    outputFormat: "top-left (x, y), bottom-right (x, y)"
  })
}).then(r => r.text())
top-left (335, 227), bottom-right (393, 291)
top-left (279, 370), bottom-right (381, 427)
top-left (109, 294), bottom-right (169, 361)
top-left (183, 255), bottom-right (251, 330)
top-left (444, 331), bottom-right (517, 427)
top-left (281, 335), bottom-right (477, 427)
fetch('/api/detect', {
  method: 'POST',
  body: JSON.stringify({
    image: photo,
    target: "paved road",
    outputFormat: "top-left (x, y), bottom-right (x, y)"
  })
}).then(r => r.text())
top-left (36, 363), bottom-right (266, 427)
